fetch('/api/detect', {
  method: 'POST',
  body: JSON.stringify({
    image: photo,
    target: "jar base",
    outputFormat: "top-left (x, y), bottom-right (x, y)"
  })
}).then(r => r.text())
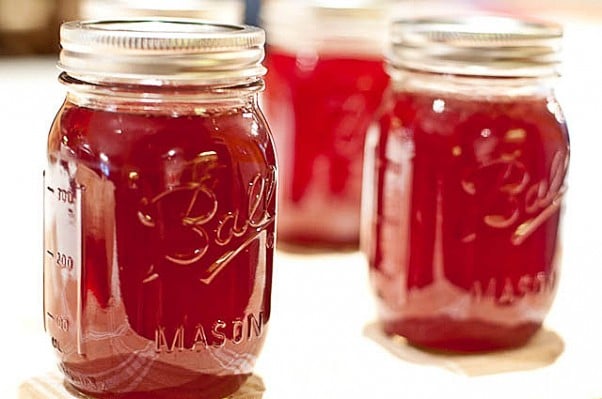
top-left (63, 371), bottom-right (250, 399)
top-left (382, 317), bottom-right (541, 353)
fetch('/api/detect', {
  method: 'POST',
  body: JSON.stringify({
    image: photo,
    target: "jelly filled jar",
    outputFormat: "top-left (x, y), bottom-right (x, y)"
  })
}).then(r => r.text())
top-left (43, 20), bottom-right (276, 398)
top-left (261, 1), bottom-right (390, 249)
top-left (362, 16), bottom-right (570, 351)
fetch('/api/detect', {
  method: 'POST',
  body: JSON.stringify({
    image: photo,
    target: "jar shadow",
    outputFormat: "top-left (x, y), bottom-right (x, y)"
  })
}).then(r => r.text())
top-left (363, 322), bottom-right (564, 376)
top-left (19, 371), bottom-right (265, 399)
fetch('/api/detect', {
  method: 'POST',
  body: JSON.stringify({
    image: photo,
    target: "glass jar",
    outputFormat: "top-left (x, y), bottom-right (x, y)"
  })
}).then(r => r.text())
top-left (43, 19), bottom-right (276, 398)
top-left (261, 1), bottom-right (391, 249)
top-left (362, 16), bottom-right (569, 351)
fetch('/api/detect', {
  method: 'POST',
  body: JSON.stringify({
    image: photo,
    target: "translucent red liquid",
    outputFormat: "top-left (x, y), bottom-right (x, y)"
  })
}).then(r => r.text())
top-left (365, 88), bottom-right (569, 351)
top-left (263, 47), bottom-right (389, 248)
top-left (45, 98), bottom-right (276, 397)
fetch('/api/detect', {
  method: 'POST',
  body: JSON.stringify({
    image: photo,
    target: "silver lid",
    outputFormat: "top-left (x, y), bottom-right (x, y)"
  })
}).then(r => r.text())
top-left (59, 19), bottom-right (266, 83)
top-left (388, 15), bottom-right (563, 77)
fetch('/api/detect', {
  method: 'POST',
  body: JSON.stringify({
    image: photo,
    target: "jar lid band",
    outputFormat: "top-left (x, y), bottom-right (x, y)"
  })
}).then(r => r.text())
top-left (388, 15), bottom-right (563, 78)
top-left (59, 19), bottom-right (266, 83)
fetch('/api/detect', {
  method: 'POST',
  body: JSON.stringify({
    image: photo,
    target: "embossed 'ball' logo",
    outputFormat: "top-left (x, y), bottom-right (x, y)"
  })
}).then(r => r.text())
top-left (137, 184), bottom-right (218, 266)
top-left (460, 151), bottom-right (568, 245)
top-left (136, 165), bottom-right (276, 284)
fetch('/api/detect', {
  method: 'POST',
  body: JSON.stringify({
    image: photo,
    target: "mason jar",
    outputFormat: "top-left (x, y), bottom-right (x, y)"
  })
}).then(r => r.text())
top-left (362, 15), bottom-right (569, 351)
top-left (43, 19), bottom-right (276, 398)
top-left (261, 1), bottom-right (391, 249)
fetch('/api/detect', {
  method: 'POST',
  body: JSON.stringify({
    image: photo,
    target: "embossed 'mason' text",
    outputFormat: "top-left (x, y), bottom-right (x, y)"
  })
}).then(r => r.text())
top-left (470, 271), bottom-right (557, 305)
top-left (154, 312), bottom-right (265, 353)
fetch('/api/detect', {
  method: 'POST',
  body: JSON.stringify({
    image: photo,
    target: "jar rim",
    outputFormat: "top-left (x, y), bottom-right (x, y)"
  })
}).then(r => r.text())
top-left (59, 18), bottom-right (266, 83)
top-left (388, 14), bottom-right (563, 78)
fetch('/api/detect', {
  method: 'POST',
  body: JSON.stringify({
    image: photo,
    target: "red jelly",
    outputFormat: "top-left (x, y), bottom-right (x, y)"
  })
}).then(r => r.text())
top-left (262, 2), bottom-right (390, 248)
top-left (362, 16), bottom-right (569, 351)
top-left (44, 20), bottom-right (275, 398)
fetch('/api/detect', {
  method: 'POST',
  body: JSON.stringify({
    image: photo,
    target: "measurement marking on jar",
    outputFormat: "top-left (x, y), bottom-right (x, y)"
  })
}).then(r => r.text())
top-left (57, 187), bottom-right (75, 204)
top-left (55, 251), bottom-right (74, 270)
top-left (74, 185), bottom-right (85, 356)
top-left (46, 312), bottom-right (70, 331)
top-left (44, 170), bottom-right (87, 355)
top-left (51, 336), bottom-right (63, 353)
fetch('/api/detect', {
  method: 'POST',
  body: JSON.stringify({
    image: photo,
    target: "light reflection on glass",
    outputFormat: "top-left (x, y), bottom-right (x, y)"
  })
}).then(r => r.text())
top-left (432, 98), bottom-right (445, 113)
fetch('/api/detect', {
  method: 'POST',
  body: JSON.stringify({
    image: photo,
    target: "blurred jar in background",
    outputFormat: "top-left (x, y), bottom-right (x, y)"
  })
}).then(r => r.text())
top-left (80, 0), bottom-right (244, 23)
top-left (363, 16), bottom-right (569, 351)
top-left (261, 0), bottom-right (391, 250)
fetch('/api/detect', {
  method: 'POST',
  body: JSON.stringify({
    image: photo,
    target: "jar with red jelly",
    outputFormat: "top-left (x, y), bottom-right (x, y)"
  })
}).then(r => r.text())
top-left (261, 1), bottom-right (391, 249)
top-left (362, 16), bottom-right (569, 351)
top-left (43, 19), bottom-right (276, 398)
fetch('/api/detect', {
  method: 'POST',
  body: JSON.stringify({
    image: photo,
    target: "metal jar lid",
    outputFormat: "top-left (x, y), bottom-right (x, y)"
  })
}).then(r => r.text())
top-left (388, 15), bottom-right (563, 78)
top-left (59, 19), bottom-right (266, 83)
